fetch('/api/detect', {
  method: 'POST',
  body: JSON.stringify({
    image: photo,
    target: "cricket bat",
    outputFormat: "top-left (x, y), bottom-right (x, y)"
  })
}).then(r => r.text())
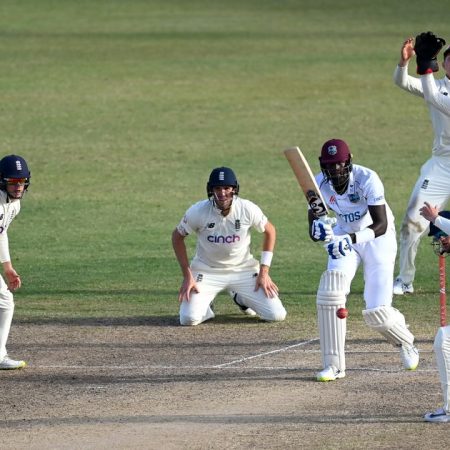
top-left (283, 146), bottom-right (329, 218)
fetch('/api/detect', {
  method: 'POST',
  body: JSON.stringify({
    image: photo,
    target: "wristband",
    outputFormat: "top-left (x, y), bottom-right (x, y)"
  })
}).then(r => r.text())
top-left (260, 251), bottom-right (273, 267)
top-left (354, 228), bottom-right (375, 244)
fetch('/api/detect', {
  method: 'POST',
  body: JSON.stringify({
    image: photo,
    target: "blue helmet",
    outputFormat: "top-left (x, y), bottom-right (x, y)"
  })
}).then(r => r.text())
top-left (0, 155), bottom-right (31, 196)
top-left (206, 167), bottom-right (239, 198)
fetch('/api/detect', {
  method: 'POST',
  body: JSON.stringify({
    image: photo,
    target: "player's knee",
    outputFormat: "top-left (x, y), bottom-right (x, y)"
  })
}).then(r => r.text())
top-left (260, 305), bottom-right (287, 322)
top-left (179, 314), bottom-right (203, 326)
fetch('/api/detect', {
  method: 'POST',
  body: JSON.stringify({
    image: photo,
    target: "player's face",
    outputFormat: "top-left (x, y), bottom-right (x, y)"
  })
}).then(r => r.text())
top-left (212, 186), bottom-right (234, 211)
top-left (443, 55), bottom-right (450, 77)
top-left (322, 162), bottom-right (350, 192)
top-left (5, 178), bottom-right (27, 199)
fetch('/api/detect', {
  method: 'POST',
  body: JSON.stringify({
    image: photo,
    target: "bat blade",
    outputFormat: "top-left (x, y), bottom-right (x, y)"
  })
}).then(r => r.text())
top-left (283, 146), bottom-right (329, 218)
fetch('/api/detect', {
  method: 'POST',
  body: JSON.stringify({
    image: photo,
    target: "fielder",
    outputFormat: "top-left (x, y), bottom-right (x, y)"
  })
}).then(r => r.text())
top-left (0, 155), bottom-right (31, 370)
top-left (309, 138), bottom-right (419, 382)
top-left (392, 32), bottom-right (450, 296)
top-left (420, 204), bottom-right (450, 423)
top-left (172, 167), bottom-right (287, 326)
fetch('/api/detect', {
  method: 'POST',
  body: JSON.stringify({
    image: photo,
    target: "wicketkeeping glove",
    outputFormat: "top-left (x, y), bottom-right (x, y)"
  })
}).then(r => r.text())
top-left (414, 31), bottom-right (446, 74)
top-left (326, 235), bottom-right (353, 259)
top-left (312, 219), bottom-right (335, 242)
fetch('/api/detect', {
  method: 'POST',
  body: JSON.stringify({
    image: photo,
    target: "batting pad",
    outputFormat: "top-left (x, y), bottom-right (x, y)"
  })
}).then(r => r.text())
top-left (316, 270), bottom-right (347, 372)
top-left (362, 305), bottom-right (414, 347)
top-left (434, 325), bottom-right (450, 413)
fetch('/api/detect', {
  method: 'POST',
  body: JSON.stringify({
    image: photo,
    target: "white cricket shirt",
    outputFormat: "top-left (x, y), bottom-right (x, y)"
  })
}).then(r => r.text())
top-left (176, 196), bottom-right (267, 271)
top-left (394, 64), bottom-right (450, 158)
top-left (0, 190), bottom-right (21, 263)
top-left (315, 164), bottom-right (395, 235)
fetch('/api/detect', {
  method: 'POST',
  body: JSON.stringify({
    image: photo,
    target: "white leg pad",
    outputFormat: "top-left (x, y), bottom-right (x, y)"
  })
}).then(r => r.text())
top-left (362, 305), bottom-right (414, 347)
top-left (316, 270), bottom-right (347, 372)
top-left (434, 325), bottom-right (450, 413)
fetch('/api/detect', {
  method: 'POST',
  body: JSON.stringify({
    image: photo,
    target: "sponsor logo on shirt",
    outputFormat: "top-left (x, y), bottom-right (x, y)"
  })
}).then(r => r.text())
top-left (207, 234), bottom-right (241, 243)
top-left (348, 193), bottom-right (360, 203)
top-left (329, 195), bottom-right (336, 205)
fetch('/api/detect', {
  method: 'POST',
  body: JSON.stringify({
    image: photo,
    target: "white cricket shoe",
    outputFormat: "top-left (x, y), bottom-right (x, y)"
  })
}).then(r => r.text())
top-left (316, 365), bottom-right (345, 382)
top-left (0, 355), bottom-right (27, 370)
top-left (400, 345), bottom-right (419, 370)
top-left (424, 408), bottom-right (450, 423)
top-left (393, 277), bottom-right (414, 295)
top-left (230, 291), bottom-right (257, 316)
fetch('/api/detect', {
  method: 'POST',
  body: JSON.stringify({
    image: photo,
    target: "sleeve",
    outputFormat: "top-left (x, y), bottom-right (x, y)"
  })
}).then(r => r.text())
top-left (176, 203), bottom-right (200, 236)
top-left (393, 64), bottom-right (424, 97)
top-left (247, 201), bottom-right (267, 233)
top-left (365, 172), bottom-right (386, 206)
top-left (434, 215), bottom-right (450, 236)
top-left (421, 73), bottom-right (450, 116)
top-left (0, 232), bottom-right (11, 263)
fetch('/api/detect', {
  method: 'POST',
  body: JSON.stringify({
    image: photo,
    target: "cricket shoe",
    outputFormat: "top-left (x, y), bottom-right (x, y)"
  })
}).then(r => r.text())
top-left (393, 277), bottom-right (414, 295)
top-left (316, 365), bottom-right (345, 382)
top-left (0, 355), bottom-right (27, 370)
top-left (400, 344), bottom-right (419, 370)
top-left (424, 408), bottom-right (450, 423)
top-left (230, 291), bottom-right (257, 316)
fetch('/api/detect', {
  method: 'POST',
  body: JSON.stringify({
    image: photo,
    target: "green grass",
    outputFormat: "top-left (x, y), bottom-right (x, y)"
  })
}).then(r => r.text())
top-left (0, 0), bottom-right (447, 334)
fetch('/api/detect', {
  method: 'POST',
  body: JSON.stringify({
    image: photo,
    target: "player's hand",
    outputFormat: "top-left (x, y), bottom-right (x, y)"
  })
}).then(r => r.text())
top-left (178, 272), bottom-right (199, 302)
top-left (326, 235), bottom-right (353, 259)
top-left (255, 266), bottom-right (279, 298)
top-left (400, 37), bottom-right (415, 65)
top-left (312, 219), bottom-right (335, 242)
top-left (419, 201), bottom-right (439, 223)
top-left (4, 266), bottom-right (21, 291)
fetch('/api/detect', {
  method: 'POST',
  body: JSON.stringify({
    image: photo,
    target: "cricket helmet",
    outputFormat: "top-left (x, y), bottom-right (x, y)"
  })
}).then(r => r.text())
top-left (428, 210), bottom-right (450, 237)
top-left (0, 154), bottom-right (31, 197)
top-left (319, 138), bottom-right (353, 192)
top-left (206, 167), bottom-right (239, 197)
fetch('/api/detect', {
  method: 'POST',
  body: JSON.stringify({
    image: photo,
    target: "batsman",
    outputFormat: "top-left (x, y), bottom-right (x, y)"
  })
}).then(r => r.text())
top-left (308, 139), bottom-right (419, 381)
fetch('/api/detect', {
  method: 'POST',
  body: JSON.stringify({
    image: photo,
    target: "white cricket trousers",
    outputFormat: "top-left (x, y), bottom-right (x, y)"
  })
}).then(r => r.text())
top-left (0, 276), bottom-right (14, 360)
top-left (179, 268), bottom-right (287, 326)
top-left (398, 156), bottom-right (450, 284)
top-left (328, 229), bottom-right (397, 309)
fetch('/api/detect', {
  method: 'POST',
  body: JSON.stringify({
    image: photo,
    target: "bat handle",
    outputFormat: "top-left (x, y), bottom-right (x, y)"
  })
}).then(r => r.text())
top-left (439, 254), bottom-right (447, 327)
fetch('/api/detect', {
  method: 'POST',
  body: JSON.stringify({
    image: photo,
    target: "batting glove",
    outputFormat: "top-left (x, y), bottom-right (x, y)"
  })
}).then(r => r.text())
top-left (312, 219), bottom-right (335, 242)
top-left (326, 235), bottom-right (353, 259)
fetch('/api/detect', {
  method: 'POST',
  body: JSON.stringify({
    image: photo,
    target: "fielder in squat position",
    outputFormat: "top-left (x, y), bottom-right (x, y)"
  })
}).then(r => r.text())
top-left (0, 155), bottom-right (31, 370)
top-left (172, 167), bottom-right (287, 326)
top-left (308, 138), bottom-right (419, 382)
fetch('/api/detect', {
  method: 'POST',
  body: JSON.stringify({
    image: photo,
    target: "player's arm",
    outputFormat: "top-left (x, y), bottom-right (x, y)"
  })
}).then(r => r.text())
top-left (255, 221), bottom-right (279, 298)
top-left (421, 73), bottom-right (450, 115)
top-left (171, 228), bottom-right (198, 302)
top-left (344, 204), bottom-right (387, 244)
top-left (0, 233), bottom-right (21, 291)
top-left (394, 37), bottom-right (424, 95)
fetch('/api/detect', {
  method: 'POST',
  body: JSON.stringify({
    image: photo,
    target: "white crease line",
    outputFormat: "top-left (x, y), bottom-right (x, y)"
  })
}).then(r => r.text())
top-left (212, 338), bottom-right (319, 368)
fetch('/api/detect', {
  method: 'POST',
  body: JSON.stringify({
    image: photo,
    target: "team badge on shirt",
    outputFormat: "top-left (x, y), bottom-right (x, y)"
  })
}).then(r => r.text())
top-left (348, 192), bottom-right (360, 203)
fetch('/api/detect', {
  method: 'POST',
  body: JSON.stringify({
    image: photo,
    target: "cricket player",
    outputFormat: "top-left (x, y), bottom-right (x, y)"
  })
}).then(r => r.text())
top-left (0, 155), bottom-right (31, 370)
top-left (309, 138), bottom-right (419, 382)
top-left (392, 32), bottom-right (450, 296)
top-left (172, 166), bottom-right (287, 326)
top-left (419, 205), bottom-right (450, 423)
top-left (412, 34), bottom-right (450, 423)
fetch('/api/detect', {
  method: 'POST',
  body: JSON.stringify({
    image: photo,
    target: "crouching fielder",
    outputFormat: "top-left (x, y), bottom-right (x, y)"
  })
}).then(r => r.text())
top-left (419, 203), bottom-right (450, 423)
top-left (309, 139), bottom-right (419, 382)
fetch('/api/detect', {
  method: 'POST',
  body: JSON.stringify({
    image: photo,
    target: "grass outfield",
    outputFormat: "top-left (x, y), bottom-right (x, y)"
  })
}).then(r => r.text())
top-left (0, 0), bottom-right (447, 336)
